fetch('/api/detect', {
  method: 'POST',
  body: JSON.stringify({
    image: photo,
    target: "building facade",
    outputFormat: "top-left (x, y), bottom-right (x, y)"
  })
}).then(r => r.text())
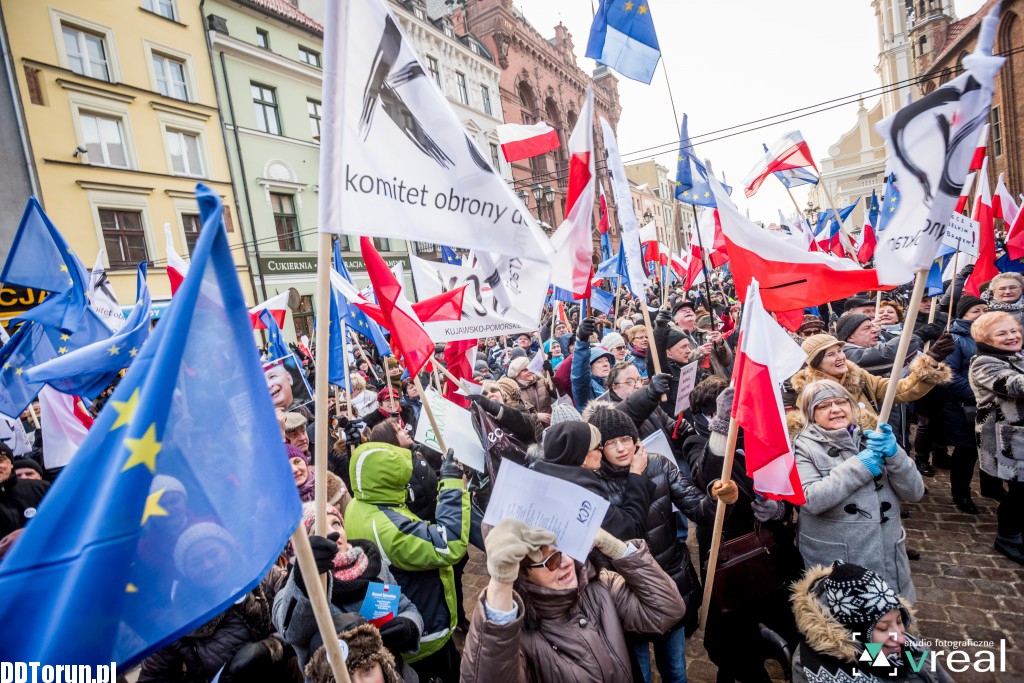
top-left (624, 159), bottom-right (694, 253)
top-left (0, 0), bottom-right (252, 312)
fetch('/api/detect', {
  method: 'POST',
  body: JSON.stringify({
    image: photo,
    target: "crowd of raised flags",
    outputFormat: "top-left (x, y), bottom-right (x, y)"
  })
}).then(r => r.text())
top-left (0, 0), bottom-right (1020, 677)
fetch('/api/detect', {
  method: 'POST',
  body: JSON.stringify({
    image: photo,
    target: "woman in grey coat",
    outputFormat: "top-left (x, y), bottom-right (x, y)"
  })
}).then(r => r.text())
top-left (792, 380), bottom-right (925, 602)
top-left (968, 311), bottom-right (1024, 565)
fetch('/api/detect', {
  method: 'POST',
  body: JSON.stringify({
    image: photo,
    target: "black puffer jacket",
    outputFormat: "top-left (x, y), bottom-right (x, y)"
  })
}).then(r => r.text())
top-left (595, 453), bottom-right (715, 632)
top-left (591, 387), bottom-right (692, 461)
top-left (0, 471), bottom-right (48, 538)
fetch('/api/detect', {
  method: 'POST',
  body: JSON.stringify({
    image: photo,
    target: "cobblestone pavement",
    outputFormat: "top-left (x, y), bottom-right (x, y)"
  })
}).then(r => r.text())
top-left (458, 466), bottom-right (1024, 682)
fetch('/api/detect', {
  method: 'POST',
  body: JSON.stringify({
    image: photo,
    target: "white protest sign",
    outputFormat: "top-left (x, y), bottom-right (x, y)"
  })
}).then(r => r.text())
top-left (941, 212), bottom-right (980, 257)
top-left (414, 388), bottom-right (486, 472)
top-left (483, 461), bottom-right (610, 561)
top-left (674, 361), bottom-right (700, 416)
top-left (641, 430), bottom-right (674, 459)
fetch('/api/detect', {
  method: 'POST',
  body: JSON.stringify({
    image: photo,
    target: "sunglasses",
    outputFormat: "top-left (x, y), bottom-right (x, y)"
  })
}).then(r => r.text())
top-left (527, 549), bottom-right (563, 571)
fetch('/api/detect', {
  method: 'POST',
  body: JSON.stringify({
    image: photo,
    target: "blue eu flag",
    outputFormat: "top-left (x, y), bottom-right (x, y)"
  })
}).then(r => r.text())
top-left (877, 172), bottom-right (900, 232)
top-left (26, 262), bottom-right (152, 399)
top-left (675, 114), bottom-right (729, 207)
top-left (0, 185), bottom-right (301, 666)
top-left (332, 238), bottom-right (391, 358)
top-left (440, 246), bottom-right (462, 265)
top-left (260, 308), bottom-right (289, 362)
top-left (815, 200), bottom-right (860, 238)
top-left (586, 0), bottom-right (662, 84)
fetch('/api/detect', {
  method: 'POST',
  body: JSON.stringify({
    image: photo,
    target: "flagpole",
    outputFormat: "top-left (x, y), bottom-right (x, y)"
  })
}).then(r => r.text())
top-left (876, 270), bottom-right (928, 423)
top-left (698, 415), bottom-right (740, 629)
top-left (414, 375), bottom-right (448, 453)
top-left (945, 243), bottom-right (961, 331)
top-left (348, 329), bottom-right (382, 384)
top-left (291, 528), bottom-right (353, 683)
top-left (313, 234), bottom-right (332, 541)
top-left (821, 185), bottom-right (859, 261)
top-left (639, 304), bottom-right (666, 401)
top-left (690, 204), bottom-right (718, 331)
top-left (340, 322), bottom-right (354, 420)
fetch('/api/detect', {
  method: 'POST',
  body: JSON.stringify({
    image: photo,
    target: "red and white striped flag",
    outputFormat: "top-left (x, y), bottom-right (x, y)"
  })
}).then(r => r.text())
top-left (598, 184), bottom-right (610, 235)
top-left (969, 123), bottom-right (991, 171)
top-left (994, 173), bottom-right (1019, 224)
top-left (495, 122), bottom-right (561, 163)
top-left (954, 172), bottom-right (976, 214)
top-left (966, 158), bottom-right (997, 296)
top-left (38, 385), bottom-right (93, 470)
top-left (249, 291), bottom-right (290, 330)
top-left (743, 131), bottom-right (818, 198)
top-left (164, 222), bottom-right (189, 295)
top-left (442, 338), bottom-right (477, 408)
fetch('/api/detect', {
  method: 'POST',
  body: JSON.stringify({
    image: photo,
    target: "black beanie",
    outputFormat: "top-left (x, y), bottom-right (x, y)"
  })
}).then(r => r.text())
top-left (12, 457), bottom-right (42, 477)
top-left (543, 422), bottom-right (601, 466)
top-left (816, 561), bottom-right (910, 644)
top-left (835, 314), bottom-right (871, 342)
top-left (0, 443), bottom-right (12, 465)
top-left (955, 295), bottom-right (985, 319)
top-left (665, 326), bottom-right (689, 351)
top-left (588, 407), bottom-right (639, 446)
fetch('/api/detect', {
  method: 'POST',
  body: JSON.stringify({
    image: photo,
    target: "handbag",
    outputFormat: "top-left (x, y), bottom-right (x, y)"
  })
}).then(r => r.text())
top-left (709, 525), bottom-right (788, 614)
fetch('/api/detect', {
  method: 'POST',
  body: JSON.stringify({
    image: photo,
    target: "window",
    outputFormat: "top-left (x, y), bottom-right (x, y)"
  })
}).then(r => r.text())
top-left (293, 294), bottom-right (314, 340)
top-left (489, 143), bottom-right (500, 170)
top-left (152, 52), bottom-right (188, 100)
top-left (373, 237), bottom-right (391, 251)
top-left (62, 25), bottom-right (110, 81)
top-left (991, 106), bottom-right (1003, 157)
top-left (143, 0), bottom-right (176, 20)
top-left (251, 83), bottom-right (280, 135)
top-left (165, 129), bottom-right (203, 176)
top-left (481, 85), bottom-right (492, 115)
top-left (256, 28), bottom-right (270, 49)
top-left (427, 56), bottom-right (441, 87)
top-left (298, 45), bottom-right (321, 68)
top-left (100, 209), bottom-right (148, 268)
top-left (182, 213), bottom-right (201, 253)
top-left (80, 113), bottom-right (128, 167)
top-left (307, 98), bottom-right (322, 139)
top-left (271, 193), bottom-right (301, 251)
top-left (456, 72), bottom-right (468, 105)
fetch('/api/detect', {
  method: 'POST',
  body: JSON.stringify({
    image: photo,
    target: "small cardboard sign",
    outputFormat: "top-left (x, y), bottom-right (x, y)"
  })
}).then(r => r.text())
top-left (359, 582), bottom-right (401, 627)
top-left (674, 361), bottom-right (700, 416)
top-left (941, 212), bottom-right (980, 257)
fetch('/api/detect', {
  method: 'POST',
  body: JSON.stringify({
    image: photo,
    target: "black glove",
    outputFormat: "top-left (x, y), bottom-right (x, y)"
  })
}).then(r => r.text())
top-left (959, 263), bottom-right (975, 277)
top-left (915, 322), bottom-right (943, 344)
top-left (577, 317), bottom-right (596, 343)
top-left (440, 448), bottom-right (463, 479)
top-left (226, 641), bottom-right (273, 679)
top-left (655, 308), bottom-right (672, 328)
top-left (377, 615), bottom-right (420, 652)
top-left (467, 393), bottom-right (501, 415)
top-left (647, 373), bottom-right (671, 398)
top-left (542, 359), bottom-right (553, 374)
top-left (295, 533), bottom-right (340, 595)
top-left (344, 419), bottom-right (364, 444)
top-left (927, 331), bottom-right (955, 362)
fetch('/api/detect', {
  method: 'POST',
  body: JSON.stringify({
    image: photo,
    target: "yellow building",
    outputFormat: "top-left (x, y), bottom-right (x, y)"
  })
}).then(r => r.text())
top-left (0, 0), bottom-right (254, 311)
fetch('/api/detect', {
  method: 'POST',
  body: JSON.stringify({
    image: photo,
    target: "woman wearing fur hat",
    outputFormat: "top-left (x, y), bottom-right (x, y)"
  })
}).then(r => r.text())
top-left (967, 311), bottom-right (1024, 564)
top-left (461, 519), bottom-right (686, 683)
top-left (305, 622), bottom-right (404, 683)
top-left (793, 380), bottom-right (924, 601)
top-left (787, 334), bottom-right (952, 438)
top-left (589, 406), bottom-right (737, 681)
top-left (274, 502), bottom-right (422, 681)
top-left (791, 561), bottom-right (952, 682)
top-left (980, 271), bottom-right (1024, 327)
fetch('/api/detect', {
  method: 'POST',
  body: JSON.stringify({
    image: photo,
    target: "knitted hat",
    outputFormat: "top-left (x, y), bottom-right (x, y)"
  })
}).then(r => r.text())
top-left (802, 334), bottom-right (844, 368)
top-left (588, 407), bottom-right (639, 446)
top-left (709, 387), bottom-right (734, 436)
top-left (507, 356), bottom-right (530, 378)
top-left (285, 443), bottom-right (309, 464)
top-left (815, 561), bottom-right (910, 644)
top-left (495, 377), bottom-right (522, 403)
top-left (955, 294), bottom-right (986, 319)
top-left (550, 401), bottom-right (583, 425)
top-left (283, 412), bottom-right (307, 432)
top-left (843, 296), bottom-right (874, 312)
top-left (150, 473), bottom-right (186, 498)
top-left (11, 457), bottom-right (43, 478)
top-left (798, 315), bottom-right (825, 336)
top-left (509, 347), bottom-right (528, 361)
top-left (835, 314), bottom-right (871, 342)
top-left (601, 332), bottom-right (625, 351)
top-left (542, 421), bottom-right (601, 466)
top-left (377, 387), bottom-right (400, 403)
top-left (0, 443), bottom-right (12, 465)
top-left (588, 347), bottom-right (614, 368)
top-left (173, 522), bottom-right (236, 576)
top-left (665, 326), bottom-right (690, 351)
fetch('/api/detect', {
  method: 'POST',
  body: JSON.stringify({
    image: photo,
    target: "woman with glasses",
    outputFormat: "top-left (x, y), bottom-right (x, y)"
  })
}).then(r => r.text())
top-left (793, 379), bottom-right (924, 601)
top-left (980, 272), bottom-right (1024, 327)
top-left (461, 518), bottom-right (686, 683)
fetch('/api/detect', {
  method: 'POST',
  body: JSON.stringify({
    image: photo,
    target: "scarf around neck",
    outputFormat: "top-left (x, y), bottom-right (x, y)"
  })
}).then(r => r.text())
top-left (297, 465), bottom-right (316, 502)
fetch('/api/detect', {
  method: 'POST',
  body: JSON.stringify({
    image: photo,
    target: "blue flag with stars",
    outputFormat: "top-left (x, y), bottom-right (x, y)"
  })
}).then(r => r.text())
top-left (586, 0), bottom-right (662, 84)
top-left (332, 238), bottom-right (391, 358)
top-left (25, 262), bottom-right (151, 399)
top-left (866, 189), bottom-right (880, 228)
top-left (260, 308), bottom-right (289, 362)
top-left (440, 246), bottom-right (462, 265)
top-left (0, 197), bottom-right (90, 333)
top-left (327, 280), bottom-right (349, 389)
top-left (815, 199), bottom-right (860, 238)
top-left (0, 184), bottom-right (301, 666)
top-left (878, 173), bottom-right (900, 232)
top-left (675, 114), bottom-right (729, 207)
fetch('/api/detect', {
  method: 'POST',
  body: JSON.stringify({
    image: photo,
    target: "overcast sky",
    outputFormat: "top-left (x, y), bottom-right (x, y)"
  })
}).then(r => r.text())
top-left (513, 0), bottom-right (987, 223)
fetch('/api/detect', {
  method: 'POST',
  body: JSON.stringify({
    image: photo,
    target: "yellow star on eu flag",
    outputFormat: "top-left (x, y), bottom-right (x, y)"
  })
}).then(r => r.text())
top-left (129, 347), bottom-right (138, 357)
top-left (639, 4), bottom-right (648, 13)
top-left (704, 191), bottom-right (710, 198)
top-left (59, 265), bottom-right (68, 272)
top-left (2, 363), bottom-right (9, 371)
top-left (623, 0), bottom-right (634, 9)
top-left (15, 367), bottom-right (24, 376)
top-left (140, 488), bottom-right (169, 525)
top-left (122, 423), bottom-right (162, 474)
top-left (107, 344), bottom-right (121, 356)
top-left (126, 583), bottom-right (138, 593)
top-left (110, 388), bottom-right (140, 431)
top-left (58, 346), bottom-right (68, 355)
top-left (60, 334), bottom-right (70, 341)
top-left (889, 206), bottom-right (895, 213)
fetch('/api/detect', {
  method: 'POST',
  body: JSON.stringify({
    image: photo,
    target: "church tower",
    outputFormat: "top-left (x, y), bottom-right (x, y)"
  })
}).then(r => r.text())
top-left (873, 0), bottom-right (921, 115)
top-left (905, 0), bottom-right (958, 77)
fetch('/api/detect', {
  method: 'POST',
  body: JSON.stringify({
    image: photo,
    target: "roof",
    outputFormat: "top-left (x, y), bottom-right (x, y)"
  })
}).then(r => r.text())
top-left (923, 0), bottom-right (999, 75)
top-left (239, 0), bottom-right (323, 34)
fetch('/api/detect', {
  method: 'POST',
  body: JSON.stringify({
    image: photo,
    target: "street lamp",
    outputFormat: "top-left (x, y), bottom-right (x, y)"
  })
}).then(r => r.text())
top-left (543, 185), bottom-right (555, 205)
top-left (517, 189), bottom-right (529, 206)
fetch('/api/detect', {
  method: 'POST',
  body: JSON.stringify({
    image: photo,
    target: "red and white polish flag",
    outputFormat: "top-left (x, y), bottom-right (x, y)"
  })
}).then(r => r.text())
top-left (731, 279), bottom-right (807, 504)
top-left (249, 291), bottom-right (290, 330)
top-left (496, 122), bottom-right (561, 163)
top-left (38, 385), bottom-right (93, 470)
top-left (966, 157), bottom-right (997, 296)
top-left (994, 172), bottom-right (1020, 224)
top-left (164, 222), bottom-right (189, 296)
top-left (742, 131), bottom-right (818, 198)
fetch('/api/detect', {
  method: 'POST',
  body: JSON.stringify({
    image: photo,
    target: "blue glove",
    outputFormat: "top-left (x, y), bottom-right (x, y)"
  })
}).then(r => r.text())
top-left (865, 424), bottom-right (898, 458)
top-left (857, 449), bottom-right (884, 476)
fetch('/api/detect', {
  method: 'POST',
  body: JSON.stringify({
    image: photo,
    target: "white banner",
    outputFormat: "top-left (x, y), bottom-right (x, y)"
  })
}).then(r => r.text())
top-left (89, 250), bottom-right (126, 333)
top-left (600, 117), bottom-right (649, 298)
top-left (941, 212), bottom-right (981, 257)
top-left (414, 388), bottom-right (486, 472)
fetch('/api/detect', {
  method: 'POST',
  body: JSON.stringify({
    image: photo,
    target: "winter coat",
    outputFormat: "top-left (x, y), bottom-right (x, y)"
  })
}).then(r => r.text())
top-left (968, 347), bottom-right (1024, 482)
top-left (0, 471), bottom-right (48, 539)
top-left (787, 356), bottom-right (952, 437)
top-left (139, 574), bottom-right (281, 682)
top-left (570, 339), bottom-right (609, 411)
top-left (344, 442), bottom-right (469, 662)
top-left (272, 539), bottom-right (423, 675)
top-left (517, 376), bottom-right (552, 417)
top-left (529, 459), bottom-right (653, 541)
top-left (790, 565), bottom-right (954, 683)
top-left (595, 451), bottom-right (715, 630)
top-left (589, 388), bottom-right (690, 461)
top-left (941, 318), bottom-right (977, 449)
top-left (842, 335), bottom-right (922, 377)
top-left (630, 346), bottom-right (648, 377)
top-left (793, 424), bottom-right (924, 601)
top-left (460, 541), bottom-right (686, 683)
top-left (362, 405), bottom-right (417, 435)
top-left (350, 390), bottom-right (378, 419)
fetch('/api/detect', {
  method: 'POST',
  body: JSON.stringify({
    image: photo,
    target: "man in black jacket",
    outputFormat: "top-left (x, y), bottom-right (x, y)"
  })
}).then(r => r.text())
top-left (0, 444), bottom-right (49, 539)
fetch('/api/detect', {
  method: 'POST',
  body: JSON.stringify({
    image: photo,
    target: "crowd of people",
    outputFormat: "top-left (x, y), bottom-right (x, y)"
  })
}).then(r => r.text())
top-left (3, 262), bottom-right (1022, 682)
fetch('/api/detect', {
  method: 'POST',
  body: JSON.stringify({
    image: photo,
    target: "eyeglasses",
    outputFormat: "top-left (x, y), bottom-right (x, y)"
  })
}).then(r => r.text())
top-left (612, 345), bottom-right (626, 351)
top-left (995, 285), bottom-right (1022, 293)
top-left (603, 435), bottom-right (636, 449)
top-left (814, 398), bottom-right (850, 412)
top-left (614, 378), bottom-right (640, 387)
top-left (527, 549), bottom-right (563, 571)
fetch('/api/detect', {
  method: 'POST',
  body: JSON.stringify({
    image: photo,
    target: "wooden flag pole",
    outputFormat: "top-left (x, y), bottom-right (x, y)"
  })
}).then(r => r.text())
top-left (877, 270), bottom-right (929, 424)
top-left (690, 204), bottom-right (718, 331)
top-left (291, 528), bottom-right (352, 683)
top-left (945, 243), bottom-right (961, 331)
top-left (348, 330), bottom-right (382, 384)
top-left (27, 403), bottom-right (40, 430)
top-left (639, 304), bottom-right (667, 401)
top-left (698, 415), bottom-right (740, 629)
top-left (313, 233), bottom-right (332, 538)
top-left (414, 374), bottom-right (448, 453)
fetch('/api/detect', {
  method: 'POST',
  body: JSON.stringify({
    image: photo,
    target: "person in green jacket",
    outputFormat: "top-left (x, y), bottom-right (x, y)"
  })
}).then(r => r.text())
top-left (344, 441), bottom-right (470, 683)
